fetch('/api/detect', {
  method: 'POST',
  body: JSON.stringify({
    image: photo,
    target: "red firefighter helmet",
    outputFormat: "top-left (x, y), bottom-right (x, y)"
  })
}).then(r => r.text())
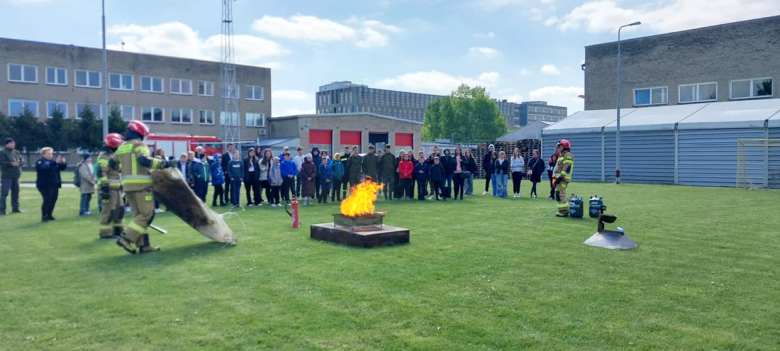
top-left (128, 120), bottom-right (150, 137)
top-left (104, 133), bottom-right (124, 148)
top-left (558, 139), bottom-right (571, 149)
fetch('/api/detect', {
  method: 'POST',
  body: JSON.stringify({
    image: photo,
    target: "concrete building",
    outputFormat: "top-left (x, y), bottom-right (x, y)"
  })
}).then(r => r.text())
top-left (0, 37), bottom-right (271, 142)
top-left (269, 113), bottom-right (423, 155)
top-left (495, 99), bottom-right (522, 129)
top-left (520, 101), bottom-right (568, 125)
top-left (584, 15), bottom-right (779, 111)
top-left (316, 81), bottom-right (440, 123)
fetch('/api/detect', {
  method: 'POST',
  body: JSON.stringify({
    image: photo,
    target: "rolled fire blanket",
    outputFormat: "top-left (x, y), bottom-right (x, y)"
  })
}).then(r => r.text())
top-left (151, 168), bottom-right (237, 245)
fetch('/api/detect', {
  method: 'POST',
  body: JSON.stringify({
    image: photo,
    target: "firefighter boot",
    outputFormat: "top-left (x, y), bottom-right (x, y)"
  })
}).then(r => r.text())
top-left (138, 234), bottom-right (161, 254)
top-left (116, 235), bottom-right (137, 255)
top-left (113, 226), bottom-right (123, 238)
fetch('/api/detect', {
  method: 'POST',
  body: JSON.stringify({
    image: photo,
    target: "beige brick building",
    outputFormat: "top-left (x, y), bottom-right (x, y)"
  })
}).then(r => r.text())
top-left (0, 37), bottom-right (271, 142)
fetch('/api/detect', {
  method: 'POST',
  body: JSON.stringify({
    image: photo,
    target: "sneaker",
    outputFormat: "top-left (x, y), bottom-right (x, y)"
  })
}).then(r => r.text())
top-left (248, 204), bottom-right (253, 207)
top-left (556, 213), bottom-right (568, 217)
top-left (482, 191), bottom-right (488, 195)
top-left (258, 203), bottom-right (263, 207)
top-left (154, 209), bottom-right (163, 213)
top-left (428, 195), bottom-right (433, 200)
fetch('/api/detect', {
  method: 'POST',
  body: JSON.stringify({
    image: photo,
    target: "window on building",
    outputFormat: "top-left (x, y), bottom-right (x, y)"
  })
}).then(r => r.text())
top-left (199, 110), bottom-right (215, 125)
top-left (8, 64), bottom-right (38, 83)
top-left (141, 106), bottom-right (164, 122)
top-left (46, 67), bottom-right (67, 85)
top-left (730, 78), bottom-right (773, 99)
top-left (109, 73), bottom-right (133, 91)
top-left (170, 108), bottom-right (193, 124)
top-left (246, 85), bottom-right (264, 100)
top-left (75, 70), bottom-right (101, 88)
top-left (679, 83), bottom-right (717, 103)
top-left (171, 78), bottom-right (192, 95)
top-left (76, 102), bottom-right (103, 119)
top-left (246, 113), bottom-right (265, 127)
top-left (46, 101), bottom-right (68, 118)
top-left (119, 105), bottom-right (134, 121)
top-left (141, 76), bottom-right (164, 93)
top-left (221, 83), bottom-right (240, 99)
top-left (634, 87), bottom-right (668, 106)
top-left (198, 81), bottom-right (214, 96)
top-left (220, 112), bottom-right (239, 126)
top-left (9, 99), bottom-right (39, 117)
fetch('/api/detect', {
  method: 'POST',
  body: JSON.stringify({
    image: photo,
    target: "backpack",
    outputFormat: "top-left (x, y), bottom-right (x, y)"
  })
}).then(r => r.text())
top-left (73, 162), bottom-right (82, 187)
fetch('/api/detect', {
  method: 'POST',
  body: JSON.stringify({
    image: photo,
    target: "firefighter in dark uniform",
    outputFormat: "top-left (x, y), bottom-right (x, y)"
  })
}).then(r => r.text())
top-left (97, 133), bottom-right (125, 239)
top-left (553, 139), bottom-right (574, 217)
top-left (111, 121), bottom-right (174, 254)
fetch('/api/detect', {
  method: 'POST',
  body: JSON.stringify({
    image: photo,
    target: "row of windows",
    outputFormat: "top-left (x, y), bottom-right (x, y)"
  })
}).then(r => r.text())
top-left (5, 64), bottom-right (265, 100)
top-left (317, 105), bottom-right (425, 122)
top-left (528, 106), bottom-right (567, 115)
top-left (2, 98), bottom-right (265, 127)
top-left (634, 78), bottom-right (774, 106)
top-left (318, 89), bottom-right (439, 109)
top-left (528, 114), bottom-right (565, 123)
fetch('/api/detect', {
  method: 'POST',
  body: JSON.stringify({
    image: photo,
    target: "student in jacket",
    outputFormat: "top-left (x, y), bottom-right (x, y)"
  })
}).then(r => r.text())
top-left (414, 155), bottom-right (429, 201)
top-left (259, 150), bottom-right (273, 206)
top-left (548, 151), bottom-right (559, 200)
top-left (451, 147), bottom-right (466, 200)
top-left (227, 150), bottom-right (244, 207)
top-left (211, 153), bottom-right (226, 206)
top-left (463, 149), bottom-right (477, 195)
top-left (488, 151), bottom-right (498, 196)
top-left (331, 153), bottom-right (345, 202)
top-left (482, 144), bottom-right (495, 195)
top-left (300, 154), bottom-right (317, 205)
top-left (243, 148), bottom-right (260, 206)
top-left (394, 150), bottom-right (405, 199)
top-left (510, 148), bottom-right (525, 198)
top-left (429, 157), bottom-right (446, 201)
top-left (192, 153), bottom-right (211, 202)
top-left (528, 149), bottom-right (545, 198)
top-left (293, 147), bottom-right (306, 198)
top-left (340, 147), bottom-right (351, 198)
top-left (495, 151), bottom-right (510, 198)
top-left (441, 148), bottom-right (453, 198)
top-left (268, 157), bottom-right (283, 207)
top-left (398, 153), bottom-right (414, 200)
top-left (221, 143), bottom-right (236, 204)
top-left (280, 153), bottom-right (297, 203)
top-left (317, 156), bottom-right (332, 204)
top-left (426, 147), bottom-right (440, 200)
top-left (311, 147), bottom-right (322, 199)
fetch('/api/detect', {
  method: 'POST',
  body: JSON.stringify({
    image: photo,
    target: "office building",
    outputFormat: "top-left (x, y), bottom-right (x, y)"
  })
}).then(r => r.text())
top-left (316, 81), bottom-right (441, 123)
top-left (495, 99), bottom-right (522, 129)
top-left (0, 37), bottom-right (271, 142)
top-left (520, 101), bottom-right (567, 126)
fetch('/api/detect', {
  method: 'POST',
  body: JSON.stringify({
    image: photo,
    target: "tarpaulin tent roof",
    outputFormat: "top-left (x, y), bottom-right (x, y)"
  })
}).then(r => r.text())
top-left (543, 99), bottom-right (780, 136)
top-left (497, 121), bottom-right (554, 141)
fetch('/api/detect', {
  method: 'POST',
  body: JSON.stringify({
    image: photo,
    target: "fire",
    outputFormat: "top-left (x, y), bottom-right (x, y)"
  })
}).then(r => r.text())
top-left (340, 177), bottom-right (384, 217)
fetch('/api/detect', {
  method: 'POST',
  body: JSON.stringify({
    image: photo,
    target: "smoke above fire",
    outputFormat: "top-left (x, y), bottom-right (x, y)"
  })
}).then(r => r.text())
top-left (340, 177), bottom-right (384, 218)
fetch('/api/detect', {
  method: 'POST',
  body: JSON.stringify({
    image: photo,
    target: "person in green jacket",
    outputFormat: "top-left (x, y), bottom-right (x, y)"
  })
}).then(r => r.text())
top-left (362, 145), bottom-right (379, 181)
top-left (379, 144), bottom-right (397, 200)
top-left (0, 138), bottom-right (25, 215)
top-left (347, 146), bottom-right (362, 191)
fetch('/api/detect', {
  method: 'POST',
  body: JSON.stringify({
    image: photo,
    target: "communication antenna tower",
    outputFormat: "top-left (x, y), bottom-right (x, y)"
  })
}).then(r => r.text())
top-left (220, 0), bottom-right (241, 143)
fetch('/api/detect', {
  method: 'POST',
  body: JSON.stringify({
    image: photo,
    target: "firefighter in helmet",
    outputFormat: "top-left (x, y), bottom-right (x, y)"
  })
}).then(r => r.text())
top-left (97, 133), bottom-right (125, 239)
top-left (110, 121), bottom-right (174, 254)
top-left (552, 139), bottom-right (574, 217)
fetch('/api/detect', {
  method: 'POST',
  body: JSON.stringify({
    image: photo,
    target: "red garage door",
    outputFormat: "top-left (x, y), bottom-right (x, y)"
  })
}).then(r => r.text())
top-left (309, 129), bottom-right (332, 154)
top-left (396, 133), bottom-right (414, 148)
top-left (340, 131), bottom-right (361, 146)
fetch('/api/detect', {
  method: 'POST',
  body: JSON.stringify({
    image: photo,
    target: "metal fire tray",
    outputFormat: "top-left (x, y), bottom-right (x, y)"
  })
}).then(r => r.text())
top-left (333, 213), bottom-right (384, 232)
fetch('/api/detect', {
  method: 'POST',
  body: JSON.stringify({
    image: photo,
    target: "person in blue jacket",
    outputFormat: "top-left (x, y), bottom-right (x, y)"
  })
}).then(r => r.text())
top-left (211, 153), bottom-right (226, 206)
top-left (429, 157), bottom-right (446, 201)
top-left (227, 150), bottom-right (244, 207)
top-left (331, 153), bottom-right (345, 202)
top-left (190, 153), bottom-right (211, 202)
top-left (280, 152), bottom-right (297, 203)
top-left (35, 147), bottom-right (67, 222)
top-left (414, 155), bottom-right (429, 201)
top-left (317, 156), bottom-right (332, 204)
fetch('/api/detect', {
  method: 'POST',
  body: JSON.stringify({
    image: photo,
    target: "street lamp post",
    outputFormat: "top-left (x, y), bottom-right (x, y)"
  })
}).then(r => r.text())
top-left (451, 132), bottom-right (457, 144)
top-left (101, 0), bottom-right (109, 137)
top-left (616, 21), bottom-right (641, 184)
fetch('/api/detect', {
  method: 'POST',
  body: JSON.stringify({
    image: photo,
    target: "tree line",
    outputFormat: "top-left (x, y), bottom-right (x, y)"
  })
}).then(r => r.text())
top-left (0, 105), bottom-right (129, 162)
top-left (422, 84), bottom-right (509, 143)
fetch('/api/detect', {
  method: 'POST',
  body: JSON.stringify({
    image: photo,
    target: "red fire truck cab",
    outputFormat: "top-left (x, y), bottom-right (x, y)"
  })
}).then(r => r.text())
top-left (146, 134), bottom-right (223, 159)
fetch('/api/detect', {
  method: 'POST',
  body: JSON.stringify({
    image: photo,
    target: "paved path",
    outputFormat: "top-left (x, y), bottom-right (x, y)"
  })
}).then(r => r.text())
top-left (20, 183), bottom-right (76, 188)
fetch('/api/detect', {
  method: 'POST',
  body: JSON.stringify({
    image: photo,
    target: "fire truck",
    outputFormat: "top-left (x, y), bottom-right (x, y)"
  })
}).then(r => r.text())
top-left (145, 134), bottom-right (224, 158)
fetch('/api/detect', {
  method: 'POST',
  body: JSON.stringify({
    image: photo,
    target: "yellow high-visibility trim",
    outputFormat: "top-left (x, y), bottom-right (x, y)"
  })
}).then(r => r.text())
top-left (128, 221), bottom-right (147, 234)
top-left (100, 224), bottom-right (113, 230)
top-left (116, 144), bottom-right (133, 154)
top-left (121, 179), bottom-right (153, 185)
top-left (558, 203), bottom-right (570, 208)
top-left (109, 183), bottom-right (122, 188)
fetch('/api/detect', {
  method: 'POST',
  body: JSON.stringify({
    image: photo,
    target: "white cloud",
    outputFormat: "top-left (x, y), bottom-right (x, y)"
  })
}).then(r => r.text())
top-left (273, 90), bottom-right (310, 101)
top-left (259, 62), bottom-right (286, 70)
top-left (528, 7), bottom-right (544, 21)
top-left (107, 22), bottom-right (289, 66)
top-left (376, 71), bottom-right (500, 95)
top-left (540, 64), bottom-right (560, 75)
top-left (544, 16), bottom-right (559, 26)
top-left (474, 32), bottom-right (496, 38)
top-left (252, 15), bottom-right (401, 48)
top-left (528, 86), bottom-right (584, 115)
top-left (519, 68), bottom-right (532, 76)
top-left (557, 0), bottom-right (780, 34)
top-left (504, 94), bottom-right (524, 103)
top-left (477, 0), bottom-right (523, 9)
top-left (468, 46), bottom-right (501, 58)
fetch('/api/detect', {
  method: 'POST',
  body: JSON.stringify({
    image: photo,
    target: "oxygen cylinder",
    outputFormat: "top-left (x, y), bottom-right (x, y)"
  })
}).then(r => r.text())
top-left (291, 196), bottom-right (300, 229)
top-left (569, 195), bottom-right (584, 218)
top-left (589, 196), bottom-right (604, 218)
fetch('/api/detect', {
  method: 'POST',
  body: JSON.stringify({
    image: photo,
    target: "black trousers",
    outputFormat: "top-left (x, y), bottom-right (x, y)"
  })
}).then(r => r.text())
top-left (433, 181), bottom-right (445, 200)
top-left (484, 173), bottom-right (491, 192)
top-left (417, 180), bottom-right (427, 200)
top-left (531, 181), bottom-right (539, 196)
top-left (270, 186), bottom-right (281, 204)
top-left (512, 172), bottom-right (523, 194)
top-left (260, 180), bottom-right (271, 204)
top-left (37, 185), bottom-right (59, 219)
top-left (282, 177), bottom-right (294, 202)
top-left (332, 179), bottom-right (342, 201)
top-left (224, 174), bottom-right (232, 203)
top-left (401, 178), bottom-right (413, 198)
top-left (195, 180), bottom-right (208, 202)
top-left (0, 177), bottom-right (20, 213)
top-left (212, 184), bottom-right (224, 205)
top-left (548, 171), bottom-right (555, 198)
top-left (245, 174), bottom-right (260, 205)
top-left (454, 173), bottom-right (465, 199)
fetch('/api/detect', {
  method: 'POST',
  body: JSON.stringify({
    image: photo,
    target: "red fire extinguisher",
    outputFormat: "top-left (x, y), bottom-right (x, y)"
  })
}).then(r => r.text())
top-left (288, 196), bottom-right (300, 229)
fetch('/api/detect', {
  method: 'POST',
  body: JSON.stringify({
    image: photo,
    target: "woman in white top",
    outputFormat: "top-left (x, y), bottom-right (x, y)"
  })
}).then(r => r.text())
top-left (510, 148), bottom-right (525, 198)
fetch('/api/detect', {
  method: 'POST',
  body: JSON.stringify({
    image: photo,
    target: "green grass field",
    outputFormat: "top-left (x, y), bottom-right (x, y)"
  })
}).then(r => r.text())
top-left (18, 170), bottom-right (74, 184)
top-left (1, 181), bottom-right (778, 350)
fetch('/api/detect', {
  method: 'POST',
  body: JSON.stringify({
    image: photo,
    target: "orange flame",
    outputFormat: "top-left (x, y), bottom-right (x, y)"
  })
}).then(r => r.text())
top-left (340, 176), bottom-right (385, 217)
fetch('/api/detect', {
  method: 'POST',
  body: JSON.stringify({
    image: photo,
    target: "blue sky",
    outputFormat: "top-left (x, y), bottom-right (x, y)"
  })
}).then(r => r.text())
top-left (2, 0), bottom-right (779, 117)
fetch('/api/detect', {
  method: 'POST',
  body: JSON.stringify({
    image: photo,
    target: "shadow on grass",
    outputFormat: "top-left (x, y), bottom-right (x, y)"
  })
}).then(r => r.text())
top-left (95, 241), bottom-right (234, 266)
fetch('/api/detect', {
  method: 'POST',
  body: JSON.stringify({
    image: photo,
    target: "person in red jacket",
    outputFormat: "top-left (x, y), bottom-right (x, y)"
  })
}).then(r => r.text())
top-left (398, 153), bottom-right (414, 200)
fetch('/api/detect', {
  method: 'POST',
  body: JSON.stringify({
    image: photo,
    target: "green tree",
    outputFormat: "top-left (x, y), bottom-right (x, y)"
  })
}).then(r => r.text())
top-left (0, 111), bottom-right (11, 142)
top-left (108, 105), bottom-right (129, 134)
top-left (422, 84), bottom-right (508, 142)
top-left (11, 106), bottom-right (45, 165)
top-left (45, 107), bottom-right (75, 152)
top-left (77, 105), bottom-right (103, 152)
